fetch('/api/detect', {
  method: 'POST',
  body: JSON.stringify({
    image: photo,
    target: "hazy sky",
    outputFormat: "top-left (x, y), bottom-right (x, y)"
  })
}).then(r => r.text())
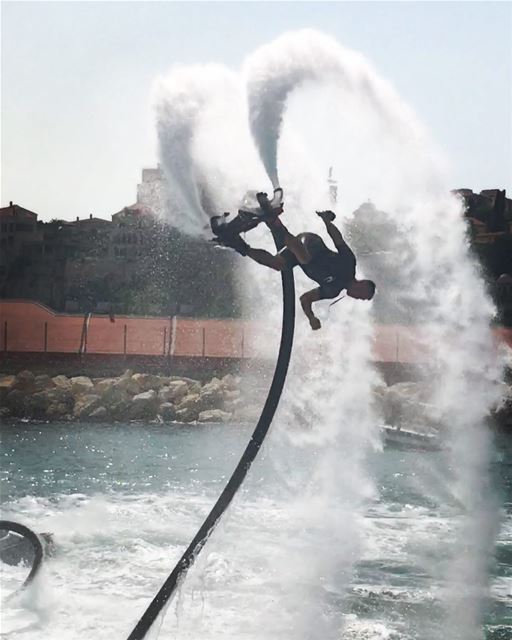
top-left (2, 1), bottom-right (511, 221)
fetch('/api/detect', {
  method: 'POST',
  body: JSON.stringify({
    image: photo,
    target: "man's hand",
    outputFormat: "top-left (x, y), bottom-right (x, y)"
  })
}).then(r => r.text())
top-left (309, 316), bottom-right (321, 331)
top-left (300, 289), bottom-right (323, 330)
top-left (316, 210), bottom-right (336, 223)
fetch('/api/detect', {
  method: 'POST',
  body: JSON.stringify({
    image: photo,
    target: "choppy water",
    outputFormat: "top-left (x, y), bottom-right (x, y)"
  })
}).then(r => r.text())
top-left (1, 421), bottom-right (511, 639)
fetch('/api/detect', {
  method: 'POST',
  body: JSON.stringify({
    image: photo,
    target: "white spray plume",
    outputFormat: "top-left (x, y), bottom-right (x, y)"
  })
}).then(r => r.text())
top-left (244, 29), bottom-right (428, 190)
top-left (244, 28), bottom-right (506, 639)
top-left (145, 28), bottom-right (506, 639)
top-left (153, 64), bottom-right (242, 235)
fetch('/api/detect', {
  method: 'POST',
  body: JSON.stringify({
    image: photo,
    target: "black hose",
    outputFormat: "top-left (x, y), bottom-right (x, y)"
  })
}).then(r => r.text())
top-left (0, 520), bottom-right (45, 588)
top-left (127, 229), bottom-right (296, 640)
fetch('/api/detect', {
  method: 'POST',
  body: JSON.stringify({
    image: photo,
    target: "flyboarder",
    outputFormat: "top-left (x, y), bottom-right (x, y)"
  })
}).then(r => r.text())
top-left (211, 190), bottom-right (375, 330)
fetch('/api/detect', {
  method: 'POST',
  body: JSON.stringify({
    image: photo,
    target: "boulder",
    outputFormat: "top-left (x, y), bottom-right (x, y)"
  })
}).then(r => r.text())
top-left (0, 375), bottom-right (16, 393)
top-left (198, 409), bottom-right (231, 423)
top-left (89, 406), bottom-right (108, 421)
top-left (176, 393), bottom-right (203, 413)
top-left (131, 373), bottom-right (165, 392)
top-left (52, 375), bottom-right (72, 391)
top-left (223, 389), bottom-right (241, 402)
top-left (110, 399), bottom-right (132, 420)
top-left (199, 388), bottom-right (223, 409)
top-left (95, 378), bottom-right (116, 396)
top-left (127, 390), bottom-right (159, 420)
top-left (5, 389), bottom-right (28, 416)
top-left (0, 405), bottom-right (11, 419)
top-left (169, 375), bottom-right (200, 386)
top-left (0, 375), bottom-right (16, 405)
top-left (159, 402), bottom-right (176, 421)
top-left (28, 391), bottom-right (56, 416)
top-left (70, 376), bottom-right (94, 396)
top-left (174, 407), bottom-right (198, 423)
top-left (34, 374), bottom-right (55, 391)
top-left (114, 376), bottom-right (140, 396)
top-left (158, 386), bottom-right (174, 403)
top-left (73, 394), bottom-right (102, 419)
top-left (166, 380), bottom-right (189, 401)
top-left (46, 403), bottom-right (69, 419)
top-left (47, 388), bottom-right (74, 408)
top-left (189, 381), bottom-right (202, 394)
top-left (14, 370), bottom-right (35, 391)
top-left (221, 373), bottom-right (240, 391)
top-left (223, 398), bottom-right (242, 413)
top-left (101, 384), bottom-right (129, 407)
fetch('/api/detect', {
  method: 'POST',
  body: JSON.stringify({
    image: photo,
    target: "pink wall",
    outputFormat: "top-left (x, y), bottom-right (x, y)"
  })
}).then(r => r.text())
top-left (1, 300), bottom-right (511, 362)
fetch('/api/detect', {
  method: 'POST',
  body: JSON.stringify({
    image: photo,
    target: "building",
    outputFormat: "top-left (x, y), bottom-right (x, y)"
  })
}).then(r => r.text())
top-left (0, 202), bottom-right (41, 279)
top-left (0, 169), bottom-right (238, 317)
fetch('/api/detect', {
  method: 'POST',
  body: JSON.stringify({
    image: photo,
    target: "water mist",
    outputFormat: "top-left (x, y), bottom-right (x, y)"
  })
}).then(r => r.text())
top-left (244, 29), bottom-right (505, 639)
top-left (152, 28), bottom-right (505, 639)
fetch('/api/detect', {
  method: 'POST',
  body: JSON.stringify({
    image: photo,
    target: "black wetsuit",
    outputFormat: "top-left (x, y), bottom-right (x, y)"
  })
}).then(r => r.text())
top-left (280, 232), bottom-right (356, 298)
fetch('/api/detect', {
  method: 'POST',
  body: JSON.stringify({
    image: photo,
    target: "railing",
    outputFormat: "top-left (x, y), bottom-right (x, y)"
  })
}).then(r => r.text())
top-left (1, 300), bottom-right (511, 363)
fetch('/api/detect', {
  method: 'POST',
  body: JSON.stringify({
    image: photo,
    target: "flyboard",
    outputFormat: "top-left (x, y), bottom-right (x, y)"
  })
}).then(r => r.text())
top-left (210, 188), bottom-right (284, 243)
top-left (126, 188), bottom-right (295, 640)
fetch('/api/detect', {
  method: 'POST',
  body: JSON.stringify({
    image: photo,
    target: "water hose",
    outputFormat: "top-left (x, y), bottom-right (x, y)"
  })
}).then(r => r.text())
top-left (127, 227), bottom-right (296, 640)
top-left (0, 520), bottom-right (45, 588)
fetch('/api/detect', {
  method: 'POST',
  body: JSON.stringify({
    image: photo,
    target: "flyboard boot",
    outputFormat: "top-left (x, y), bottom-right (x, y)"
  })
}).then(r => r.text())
top-left (210, 188), bottom-right (284, 255)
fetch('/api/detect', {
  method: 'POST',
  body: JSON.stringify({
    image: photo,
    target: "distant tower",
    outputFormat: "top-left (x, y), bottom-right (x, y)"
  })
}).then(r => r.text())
top-left (327, 167), bottom-right (338, 205)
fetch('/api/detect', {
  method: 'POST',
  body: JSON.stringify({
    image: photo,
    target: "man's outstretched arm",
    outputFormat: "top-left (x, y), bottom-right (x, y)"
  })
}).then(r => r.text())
top-left (317, 210), bottom-right (346, 250)
top-left (300, 287), bottom-right (323, 330)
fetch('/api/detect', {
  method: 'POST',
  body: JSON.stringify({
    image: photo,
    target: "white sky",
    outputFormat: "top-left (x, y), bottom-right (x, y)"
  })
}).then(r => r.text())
top-left (2, 1), bottom-right (511, 221)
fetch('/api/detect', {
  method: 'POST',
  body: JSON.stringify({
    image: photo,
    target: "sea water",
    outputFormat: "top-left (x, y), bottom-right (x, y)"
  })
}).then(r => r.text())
top-left (1, 420), bottom-right (510, 640)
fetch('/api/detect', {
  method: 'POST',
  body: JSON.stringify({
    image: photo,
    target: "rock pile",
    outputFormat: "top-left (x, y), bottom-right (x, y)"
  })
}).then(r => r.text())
top-left (1, 370), bottom-right (511, 428)
top-left (0, 370), bottom-right (263, 424)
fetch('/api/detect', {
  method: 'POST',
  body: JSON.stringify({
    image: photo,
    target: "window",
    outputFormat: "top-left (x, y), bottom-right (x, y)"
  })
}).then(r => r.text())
top-left (8, 236), bottom-right (14, 246)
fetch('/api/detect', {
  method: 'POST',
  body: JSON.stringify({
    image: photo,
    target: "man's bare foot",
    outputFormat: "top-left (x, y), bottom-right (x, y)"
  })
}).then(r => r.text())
top-left (309, 317), bottom-right (321, 331)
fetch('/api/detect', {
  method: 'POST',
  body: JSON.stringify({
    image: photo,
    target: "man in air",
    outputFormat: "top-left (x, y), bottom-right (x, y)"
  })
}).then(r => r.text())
top-left (222, 199), bottom-right (376, 330)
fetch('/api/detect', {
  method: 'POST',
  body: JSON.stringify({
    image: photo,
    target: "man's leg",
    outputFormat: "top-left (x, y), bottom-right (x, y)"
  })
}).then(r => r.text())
top-left (220, 232), bottom-right (287, 271)
top-left (246, 247), bottom-right (286, 271)
top-left (267, 218), bottom-right (311, 265)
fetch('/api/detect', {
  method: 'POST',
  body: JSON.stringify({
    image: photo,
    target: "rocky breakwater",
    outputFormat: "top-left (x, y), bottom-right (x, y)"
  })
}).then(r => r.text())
top-left (0, 370), bottom-right (263, 424)
top-left (1, 370), bottom-right (511, 429)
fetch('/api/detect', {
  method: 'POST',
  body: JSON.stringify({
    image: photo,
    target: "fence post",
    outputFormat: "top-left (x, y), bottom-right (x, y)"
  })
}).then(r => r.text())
top-left (396, 332), bottom-right (400, 362)
top-left (163, 327), bottom-right (167, 356)
top-left (44, 322), bottom-right (48, 352)
top-left (241, 326), bottom-right (245, 359)
top-left (3, 321), bottom-right (7, 352)
top-left (123, 324), bottom-right (127, 355)
top-left (202, 326), bottom-right (206, 357)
